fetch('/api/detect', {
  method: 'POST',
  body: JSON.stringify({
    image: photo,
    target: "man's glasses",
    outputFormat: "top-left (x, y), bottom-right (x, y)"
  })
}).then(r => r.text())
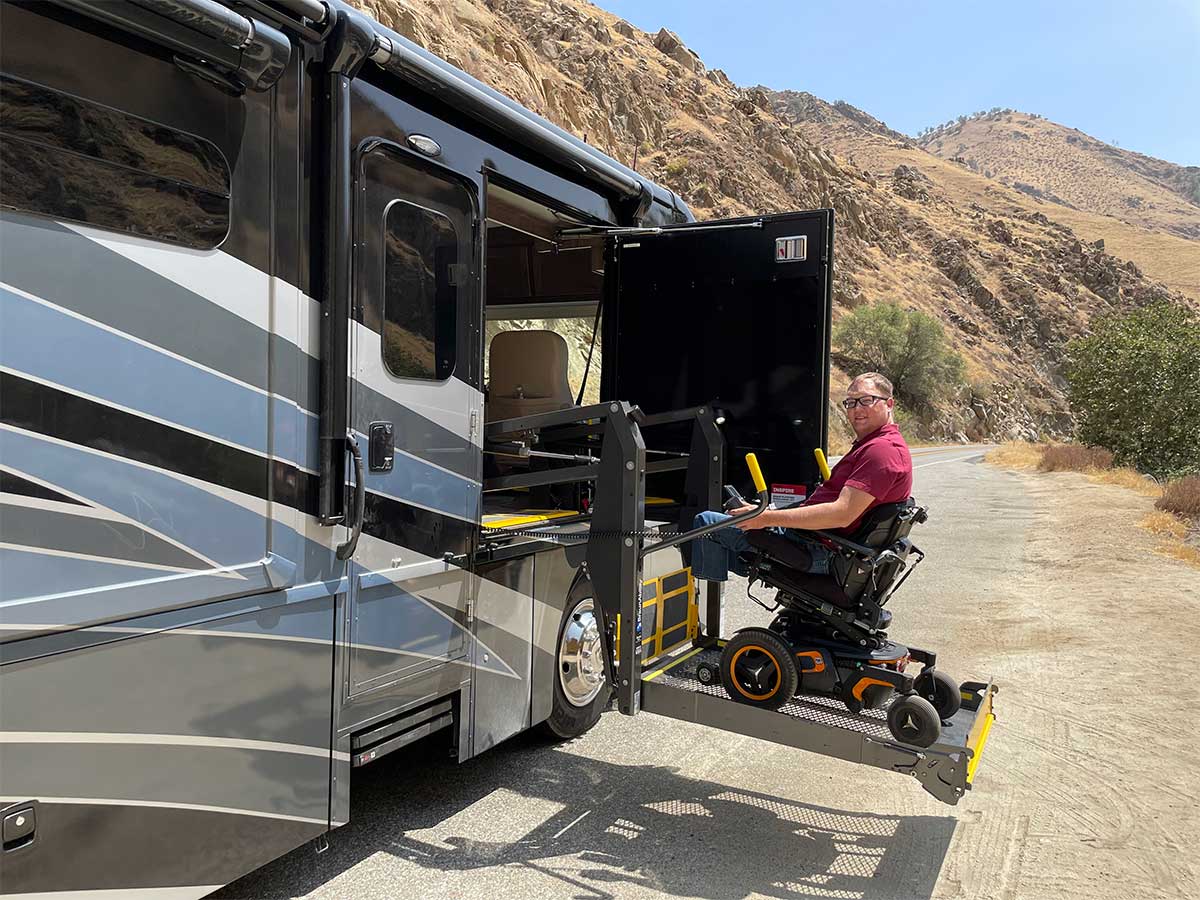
top-left (841, 395), bottom-right (890, 409)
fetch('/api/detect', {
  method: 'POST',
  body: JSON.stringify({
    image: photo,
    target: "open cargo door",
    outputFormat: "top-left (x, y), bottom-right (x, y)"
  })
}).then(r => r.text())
top-left (602, 210), bottom-right (833, 503)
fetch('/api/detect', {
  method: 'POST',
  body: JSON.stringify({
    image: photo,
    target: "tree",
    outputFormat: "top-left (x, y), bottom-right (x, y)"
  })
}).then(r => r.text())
top-left (833, 302), bottom-right (966, 408)
top-left (1064, 301), bottom-right (1200, 478)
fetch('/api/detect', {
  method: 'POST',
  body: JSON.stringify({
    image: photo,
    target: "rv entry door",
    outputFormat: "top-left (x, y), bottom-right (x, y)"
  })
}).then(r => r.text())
top-left (603, 210), bottom-right (833, 497)
top-left (345, 144), bottom-right (481, 702)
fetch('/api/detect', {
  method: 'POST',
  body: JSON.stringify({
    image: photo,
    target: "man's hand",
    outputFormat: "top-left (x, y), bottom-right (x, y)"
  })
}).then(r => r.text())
top-left (731, 505), bottom-right (771, 530)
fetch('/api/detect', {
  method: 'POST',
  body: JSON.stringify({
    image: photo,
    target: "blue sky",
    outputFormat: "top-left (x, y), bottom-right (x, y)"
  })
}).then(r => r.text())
top-left (594, 1), bottom-right (1200, 166)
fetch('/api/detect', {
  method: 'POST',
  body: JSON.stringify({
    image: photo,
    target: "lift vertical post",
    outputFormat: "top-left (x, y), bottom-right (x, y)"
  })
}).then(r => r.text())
top-left (586, 401), bottom-right (646, 715)
top-left (677, 406), bottom-right (724, 640)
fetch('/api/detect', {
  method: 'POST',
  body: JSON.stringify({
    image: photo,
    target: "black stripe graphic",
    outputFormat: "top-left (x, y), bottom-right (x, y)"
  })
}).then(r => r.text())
top-left (363, 490), bottom-right (475, 558)
top-left (0, 800), bottom-right (320, 894)
top-left (2, 370), bottom-right (268, 499)
top-left (0, 469), bottom-right (86, 505)
top-left (2, 372), bottom-right (477, 556)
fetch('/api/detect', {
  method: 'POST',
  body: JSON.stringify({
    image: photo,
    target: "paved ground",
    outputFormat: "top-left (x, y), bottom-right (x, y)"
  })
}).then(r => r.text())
top-left (217, 446), bottom-right (1200, 900)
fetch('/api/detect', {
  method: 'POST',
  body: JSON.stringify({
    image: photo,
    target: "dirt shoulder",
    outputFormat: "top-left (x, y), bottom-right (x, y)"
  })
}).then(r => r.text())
top-left (963, 460), bottom-right (1200, 899)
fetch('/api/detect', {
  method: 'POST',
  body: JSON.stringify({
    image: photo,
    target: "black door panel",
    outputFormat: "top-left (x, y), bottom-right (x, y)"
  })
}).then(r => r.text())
top-left (603, 210), bottom-right (833, 495)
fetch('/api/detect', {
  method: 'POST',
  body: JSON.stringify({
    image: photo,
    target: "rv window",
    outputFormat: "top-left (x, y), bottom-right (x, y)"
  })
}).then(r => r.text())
top-left (382, 200), bottom-right (460, 380)
top-left (0, 74), bottom-right (230, 249)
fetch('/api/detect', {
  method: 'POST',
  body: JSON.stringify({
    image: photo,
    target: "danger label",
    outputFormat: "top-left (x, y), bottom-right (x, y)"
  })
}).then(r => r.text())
top-left (770, 483), bottom-right (806, 509)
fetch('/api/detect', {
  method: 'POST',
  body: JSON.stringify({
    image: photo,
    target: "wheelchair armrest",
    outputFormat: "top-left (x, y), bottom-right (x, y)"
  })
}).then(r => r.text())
top-left (804, 529), bottom-right (879, 560)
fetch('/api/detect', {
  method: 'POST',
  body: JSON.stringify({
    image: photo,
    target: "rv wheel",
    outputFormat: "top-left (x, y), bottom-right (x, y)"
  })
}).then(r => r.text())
top-left (540, 580), bottom-right (611, 741)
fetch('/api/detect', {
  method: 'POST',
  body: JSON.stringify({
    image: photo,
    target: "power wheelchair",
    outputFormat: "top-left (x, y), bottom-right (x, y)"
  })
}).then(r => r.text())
top-left (696, 495), bottom-right (961, 747)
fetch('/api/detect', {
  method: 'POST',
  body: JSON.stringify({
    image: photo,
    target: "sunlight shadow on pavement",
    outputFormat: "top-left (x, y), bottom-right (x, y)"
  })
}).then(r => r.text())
top-left (216, 734), bottom-right (956, 900)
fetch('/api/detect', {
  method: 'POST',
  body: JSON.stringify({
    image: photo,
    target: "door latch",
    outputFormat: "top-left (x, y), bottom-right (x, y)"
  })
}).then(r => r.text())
top-left (368, 422), bottom-right (394, 472)
top-left (2, 801), bottom-right (37, 852)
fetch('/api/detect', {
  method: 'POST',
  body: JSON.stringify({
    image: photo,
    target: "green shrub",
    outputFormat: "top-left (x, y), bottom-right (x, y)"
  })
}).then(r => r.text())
top-left (832, 302), bottom-right (965, 408)
top-left (1064, 301), bottom-right (1200, 479)
top-left (665, 156), bottom-right (689, 177)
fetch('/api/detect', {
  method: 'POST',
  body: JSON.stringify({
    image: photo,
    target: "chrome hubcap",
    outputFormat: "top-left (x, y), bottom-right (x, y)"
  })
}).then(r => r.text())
top-left (558, 597), bottom-right (606, 707)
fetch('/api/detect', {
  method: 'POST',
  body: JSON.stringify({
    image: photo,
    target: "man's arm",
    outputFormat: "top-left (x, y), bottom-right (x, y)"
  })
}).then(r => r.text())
top-left (732, 485), bottom-right (875, 532)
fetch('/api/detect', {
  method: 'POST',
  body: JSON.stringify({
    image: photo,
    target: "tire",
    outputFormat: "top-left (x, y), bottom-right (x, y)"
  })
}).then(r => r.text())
top-left (914, 669), bottom-right (961, 721)
top-left (719, 628), bottom-right (799, 711)
top-left (539, 581), bottom-right (611, 741)
top-left (887, 695), bottom-right (941, 747)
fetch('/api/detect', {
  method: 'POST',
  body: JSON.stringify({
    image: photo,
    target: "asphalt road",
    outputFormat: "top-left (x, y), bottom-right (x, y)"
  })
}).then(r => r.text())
top-left (217, 444), bottom-right (1200, 900)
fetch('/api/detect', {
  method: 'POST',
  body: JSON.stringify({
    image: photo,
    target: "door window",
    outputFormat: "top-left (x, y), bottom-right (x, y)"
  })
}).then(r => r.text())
top-left (362, 148), bottom-right (475, 384)
top-left (382, 199), bottom-right (459, 380)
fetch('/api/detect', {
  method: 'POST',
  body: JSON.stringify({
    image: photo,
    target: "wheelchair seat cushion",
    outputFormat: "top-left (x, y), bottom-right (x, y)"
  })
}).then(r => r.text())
top-left (745, 531), bottom-right (854, 610)
top-left (744, 531), bottom-right (821, 573)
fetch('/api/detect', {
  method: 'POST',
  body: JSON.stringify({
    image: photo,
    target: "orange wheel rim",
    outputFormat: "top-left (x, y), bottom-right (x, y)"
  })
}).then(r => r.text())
top-left (728, 644), bottom-right (780, 701)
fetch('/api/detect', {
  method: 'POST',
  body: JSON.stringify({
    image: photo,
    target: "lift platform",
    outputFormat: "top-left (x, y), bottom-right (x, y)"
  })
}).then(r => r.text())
top-left (642, 643), bottom-right (996, 805)
top-left (481, 400), bottom-right (996, 806)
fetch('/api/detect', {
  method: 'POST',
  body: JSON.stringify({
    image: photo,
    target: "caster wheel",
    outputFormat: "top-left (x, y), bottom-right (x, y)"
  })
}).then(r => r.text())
top-left (696, 662), bottom-right (719, 686)
top-left (887, 694), bottom-right (941, 747)
top-left (719, 628), bottom-right (798, 711)
top-left (914, 669), bottom-right (961, 721)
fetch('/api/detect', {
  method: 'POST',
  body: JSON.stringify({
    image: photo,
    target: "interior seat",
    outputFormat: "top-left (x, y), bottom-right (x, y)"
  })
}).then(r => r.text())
top-left (486, 329), bottom-right (576, 426)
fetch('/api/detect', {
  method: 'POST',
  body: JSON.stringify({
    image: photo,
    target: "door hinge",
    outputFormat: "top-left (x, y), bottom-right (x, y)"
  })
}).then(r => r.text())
top-left (469, 409), bottom-right (479, 440)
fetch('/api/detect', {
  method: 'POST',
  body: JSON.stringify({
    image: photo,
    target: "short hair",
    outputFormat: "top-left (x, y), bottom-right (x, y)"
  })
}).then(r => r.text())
top-left (849, 372), bottom-right (893, 397)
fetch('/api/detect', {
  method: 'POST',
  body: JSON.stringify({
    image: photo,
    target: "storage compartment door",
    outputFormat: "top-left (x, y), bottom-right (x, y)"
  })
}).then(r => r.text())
top-left (603, 211), bottom-right (833, 494)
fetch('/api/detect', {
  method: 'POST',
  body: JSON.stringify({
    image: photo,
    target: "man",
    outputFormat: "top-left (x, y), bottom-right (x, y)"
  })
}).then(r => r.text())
top-left (689, 372), bottom-right (913, 582)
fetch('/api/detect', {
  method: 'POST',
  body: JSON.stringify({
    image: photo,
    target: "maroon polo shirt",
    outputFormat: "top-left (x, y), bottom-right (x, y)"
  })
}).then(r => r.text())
top-left (805, 423), bottom-right (913, 534)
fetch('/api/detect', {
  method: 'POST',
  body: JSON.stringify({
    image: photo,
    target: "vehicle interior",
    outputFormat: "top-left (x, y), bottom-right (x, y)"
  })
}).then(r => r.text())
top-left (481, 182), bottom-right (610, 524)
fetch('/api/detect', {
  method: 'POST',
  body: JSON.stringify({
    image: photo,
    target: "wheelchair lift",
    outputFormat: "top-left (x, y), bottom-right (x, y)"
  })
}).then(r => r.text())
top-left (641, 646), bottom-right (995, 805)
top-left (482, 402), bottom-right (996, 806)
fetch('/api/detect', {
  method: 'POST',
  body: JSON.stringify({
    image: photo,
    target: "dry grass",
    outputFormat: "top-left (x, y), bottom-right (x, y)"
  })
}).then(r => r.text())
top-left (827, 431), bottom-right (852, 457)
top-left (1157, 476), bottom-right (1200, 519)
top-left (1038, 444), bottom-right (1114, 472)
top-left (986, 441), bottom-right (1044, 469)
top-left (1154, 540), bottom-right (1200, 569)
top-left (1089, 467), bottom-right (1163, 498)
top-left (1139, 492), bottom-right (1199, 572)
top-left (1140, 511), bottom-right (1189, 539)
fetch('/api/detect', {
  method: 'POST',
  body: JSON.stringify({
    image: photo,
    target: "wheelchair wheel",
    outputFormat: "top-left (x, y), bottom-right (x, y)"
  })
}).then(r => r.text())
top-left (719, 628), bottom-right (798, 711)
top-left (914, 669), bottom-right (961, 721)
top-left (887, 695), bottom-right (941, 747)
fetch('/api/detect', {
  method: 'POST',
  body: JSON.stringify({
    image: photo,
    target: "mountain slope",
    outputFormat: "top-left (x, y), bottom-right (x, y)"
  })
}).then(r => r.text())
top-left (355, 0), bottom-right (1196, 443)
top-left (918, 111), bottom-right (1200, 240)
top-left (771, 90), bottom-right (1200, 304)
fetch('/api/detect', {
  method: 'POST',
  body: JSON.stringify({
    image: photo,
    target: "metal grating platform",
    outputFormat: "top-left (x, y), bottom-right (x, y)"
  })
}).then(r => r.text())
top-left (639, 643), bottom-right (998, 806)
top-left (647, 646), bottom-right (895, 741)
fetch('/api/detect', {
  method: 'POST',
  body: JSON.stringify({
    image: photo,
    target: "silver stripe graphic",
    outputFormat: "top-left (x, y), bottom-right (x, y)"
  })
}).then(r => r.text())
top-left (2, 887), bottom-right (223, 900)
top-left (0, 795), bottom-right (327, 826)
top-left (71, 220), bottom-right (485, 446)
top-left (1, 731), bottom-right (348, 761)
top-left (0, 500), bottom-right (211, 571)
top-left (3, 215), bottom-right (482, 479)
top-left (0, 542), bottom-right (202, 576)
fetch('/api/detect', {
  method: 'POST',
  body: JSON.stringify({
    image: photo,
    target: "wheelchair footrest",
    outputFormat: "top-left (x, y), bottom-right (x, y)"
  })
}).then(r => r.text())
top-left (640, 644), bottom-right (997, 806)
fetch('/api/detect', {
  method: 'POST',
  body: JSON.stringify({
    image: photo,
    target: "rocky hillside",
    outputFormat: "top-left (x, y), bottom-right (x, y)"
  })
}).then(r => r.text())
top-left (354, 0), bottom-right (1198, 444)
top-left (918, 110), bottom-right (1200, 240)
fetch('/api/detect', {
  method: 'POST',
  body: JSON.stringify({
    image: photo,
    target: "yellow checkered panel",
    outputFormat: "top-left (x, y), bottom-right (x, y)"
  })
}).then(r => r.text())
top-left (639, 567), bottom-right (698, 661)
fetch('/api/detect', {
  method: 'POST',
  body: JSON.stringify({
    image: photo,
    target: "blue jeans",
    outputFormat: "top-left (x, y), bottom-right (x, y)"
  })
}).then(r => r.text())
top-left (689, 511), bottom-right (832, 582)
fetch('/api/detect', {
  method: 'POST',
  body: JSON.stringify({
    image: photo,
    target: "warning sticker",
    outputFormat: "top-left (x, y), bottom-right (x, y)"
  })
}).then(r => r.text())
top-left (770, 483), bottom-right (806, 509)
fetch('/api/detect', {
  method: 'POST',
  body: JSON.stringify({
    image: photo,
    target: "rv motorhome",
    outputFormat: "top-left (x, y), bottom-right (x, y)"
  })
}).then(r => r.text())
top-left (0, 1), bottom-right (994, 896)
